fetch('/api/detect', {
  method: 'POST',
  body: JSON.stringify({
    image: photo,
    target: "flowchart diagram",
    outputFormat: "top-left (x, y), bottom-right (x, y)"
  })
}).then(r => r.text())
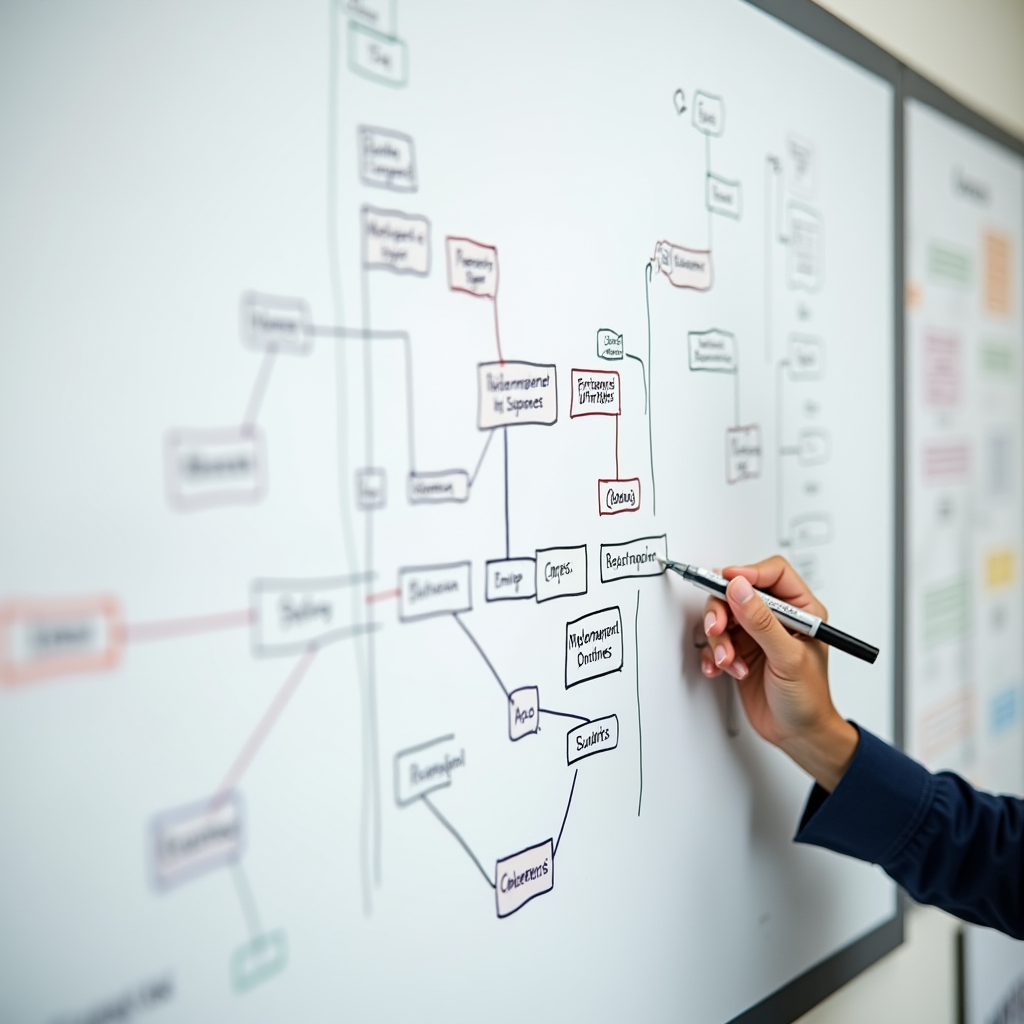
top-left (0, 2), bottom-right (895, 1018)
top-left (906, 100), bottom-right (1024, 784)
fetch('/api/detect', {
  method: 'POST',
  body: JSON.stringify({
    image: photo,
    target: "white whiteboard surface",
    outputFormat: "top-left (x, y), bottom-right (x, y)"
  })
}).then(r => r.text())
top-left (905, 99), bottom-right (1024, 789)
top-left (0, 3), bottom-right (897, 1021)
top-left (963, 925), bottom-right (1024, 1024)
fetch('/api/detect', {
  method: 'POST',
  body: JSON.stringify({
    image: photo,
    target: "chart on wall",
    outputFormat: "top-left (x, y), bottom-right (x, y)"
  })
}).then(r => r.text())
top-left (0, 2), bottom-right (897, 1021)
top-left (905, 98), bottom-right (1024, 789)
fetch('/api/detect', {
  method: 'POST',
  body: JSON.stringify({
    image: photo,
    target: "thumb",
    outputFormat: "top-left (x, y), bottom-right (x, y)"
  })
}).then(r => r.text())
top-left (726, 575), bottom-right (802, 673)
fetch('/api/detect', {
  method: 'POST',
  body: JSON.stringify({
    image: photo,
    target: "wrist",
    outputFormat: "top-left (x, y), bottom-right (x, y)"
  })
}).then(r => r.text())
top-left (780, 715), bottom-right (859, 792)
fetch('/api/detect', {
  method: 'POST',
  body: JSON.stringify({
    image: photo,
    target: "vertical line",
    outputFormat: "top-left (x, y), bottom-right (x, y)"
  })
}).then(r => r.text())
top-left (356, 137), bottom-right (381, 894)
top-left (503, 426), bottom-right (510, 558)
top-left (645, 263), bottom-right (656, 514)
top-left (635, 590), bottom-right (643, 817)
top-left (615, 415), bottom-right (620, 479)
top-left (777, 359), bottom-right (788, 546)
top-left (327, 0), bottom-right (373, 915)
top-left (706, 134), bottom-right (713, 254)
top-left (492, 295), bottom-right (505, 365)
top-left (403, 333), bottom-right (416, 472)
top-left (765, 159), bottom-right (773, 363)
top-left (361, 269), bottom-right (374, 468)
top-left (734, 369), bottom-right (740, 428)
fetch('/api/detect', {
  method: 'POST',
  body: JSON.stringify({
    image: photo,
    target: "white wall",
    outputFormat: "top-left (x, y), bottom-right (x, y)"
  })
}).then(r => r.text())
top-left (816, 0), bottom-right (1024, 139)
top-left (798, 2), bottom-right (1024, 1021)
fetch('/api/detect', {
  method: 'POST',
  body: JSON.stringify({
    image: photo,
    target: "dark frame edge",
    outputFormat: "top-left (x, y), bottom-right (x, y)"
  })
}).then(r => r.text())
top-left (742, 0), bottom-right (902, 81)
top-left (727, 911), bottom-right (905, 1024)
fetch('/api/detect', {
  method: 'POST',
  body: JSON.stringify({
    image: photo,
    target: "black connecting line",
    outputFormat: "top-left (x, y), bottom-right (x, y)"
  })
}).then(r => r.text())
top-left (502, 427), bottom-right (510, 558)
top-left (644, 261), bottom-right (657, 514)
top-left (452, 613), bottom-right (510, 700)
top-left (554, 769), bottom-right (579, 858)
top-left (625, 352), bottom-right (648, 415)
top-left (421, 793), bottom-right (495, 889)
top-left (635, 590), bottom-right (643, 817)
top-left (539, 708), bottom-right (590, 726)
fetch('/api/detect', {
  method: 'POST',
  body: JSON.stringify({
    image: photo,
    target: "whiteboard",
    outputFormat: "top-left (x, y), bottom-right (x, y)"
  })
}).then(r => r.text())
top-left (905, 95), bottom-right (1024, 789)
top-left (0, 2), bottom-right (898, 1021)
top-left (903, 76), bottom-right (1024, 1023)
top-left (962, 924), bottom-right (1024, 1024)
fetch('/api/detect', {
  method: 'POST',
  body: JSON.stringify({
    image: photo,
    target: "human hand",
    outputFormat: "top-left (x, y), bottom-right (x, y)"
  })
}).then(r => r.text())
top-left (700, 555), bottom-right (858, 791)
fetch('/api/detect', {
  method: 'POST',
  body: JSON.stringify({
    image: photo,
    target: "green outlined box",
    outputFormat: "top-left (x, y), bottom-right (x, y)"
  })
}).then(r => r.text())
top-left (923, 577), bottom-right (969, 647)
top-left (927, 241), bottom-right (971, 286)
top-left (231, 930), bottom-right (288, 993)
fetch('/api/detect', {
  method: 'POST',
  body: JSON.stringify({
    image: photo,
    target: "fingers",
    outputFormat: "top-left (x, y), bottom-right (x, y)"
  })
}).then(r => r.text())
top-left (722, 555), bottom-right (827, 620)
top-left (700, 621), bottom-right (751, 681)
top-left (724, 574), bottom-right (804, 675)
top-left (703, 596), bottom-right (730, 638)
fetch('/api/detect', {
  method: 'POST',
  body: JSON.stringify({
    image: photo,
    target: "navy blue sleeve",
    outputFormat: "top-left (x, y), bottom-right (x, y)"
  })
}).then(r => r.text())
top-left (795, 724), bottom-right (1024, 938)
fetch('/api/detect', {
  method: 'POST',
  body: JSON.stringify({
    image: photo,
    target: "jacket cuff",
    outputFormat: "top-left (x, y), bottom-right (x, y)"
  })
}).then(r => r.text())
top-left (795, 723), bottom-right (935, 865)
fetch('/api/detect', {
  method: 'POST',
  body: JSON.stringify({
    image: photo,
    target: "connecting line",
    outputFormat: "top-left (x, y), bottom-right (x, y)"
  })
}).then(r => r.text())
top-left (539, 708), bottom-right (590, 726)
top-left (242, 347), bottom-right (278, 430)
top-left (776, 359), bottom-right (790, 548)
top-left (231, 864), bottom-right (264, 941)
top-left (325, 0), bottom-right (374, 918)
top-left (626, 353), bottom-right (648, 414)
top-left (733, 369), bottom-right (741, 428)
top-left (468, 429), bottom-right (495, 488)
top-left (452, 613), bottom-right (510, 700)
top-left (614, 415), bottom-right (620, 479)
top-left (503, 427), bottom-right (510, 559)
top-left (358, 277), bottom-right (386, 897)
top-left (644, 262), bottom-right (657, 514)
top-left (120, 608), bottom-right (253, 645)
top-left (209, 644), bottom-right (319, 811)
top-left (359, 265), bottom-right (375, 472)
top-left (634, 590), bottom-right (643, 817)
top-left (311, 326), bottom-right (417, 473)
top-left (764, 158), bottom-right (774, 364)
top-left (421, 794), bottom-right (495, 889)
top-left (491, 295), bottom-right (505, 365)
top-left (553, 769), bottom-right (579, 858)
top-left (705, 134), bottom-right (714, 254)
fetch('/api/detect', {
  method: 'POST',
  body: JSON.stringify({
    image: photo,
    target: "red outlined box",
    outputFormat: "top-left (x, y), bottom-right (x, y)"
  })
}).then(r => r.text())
top-left (446, 236), bottom-right (498, 298)
top-left (597, 478), bottom-right (641, 515)
top-left (923, 331), bottom-right (961, 408)
top-left (0, 596), bottom-right (124, 686)
top-left (923, 440), bottom-right (971, 484)
top-left (570, 369), bottom-right (620, 417)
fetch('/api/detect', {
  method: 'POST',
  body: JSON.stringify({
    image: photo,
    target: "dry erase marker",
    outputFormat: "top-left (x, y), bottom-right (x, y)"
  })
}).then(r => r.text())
top-left (658, 559), bottom-right (879, 665)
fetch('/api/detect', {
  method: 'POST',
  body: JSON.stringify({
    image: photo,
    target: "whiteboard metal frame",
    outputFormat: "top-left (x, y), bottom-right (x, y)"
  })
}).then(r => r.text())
top-left (727, 1), bottom-right (906, 1021)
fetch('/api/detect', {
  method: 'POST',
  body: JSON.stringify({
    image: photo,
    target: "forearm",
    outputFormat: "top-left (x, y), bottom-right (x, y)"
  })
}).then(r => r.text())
top-left (779, 714), bottom-right (859, 792)
top-left (795, 725), bottom-right (1024, 939)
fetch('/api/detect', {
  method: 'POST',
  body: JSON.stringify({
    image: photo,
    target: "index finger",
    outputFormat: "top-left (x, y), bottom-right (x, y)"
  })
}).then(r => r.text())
top-left (721, 555), bottom-right (827, 620)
